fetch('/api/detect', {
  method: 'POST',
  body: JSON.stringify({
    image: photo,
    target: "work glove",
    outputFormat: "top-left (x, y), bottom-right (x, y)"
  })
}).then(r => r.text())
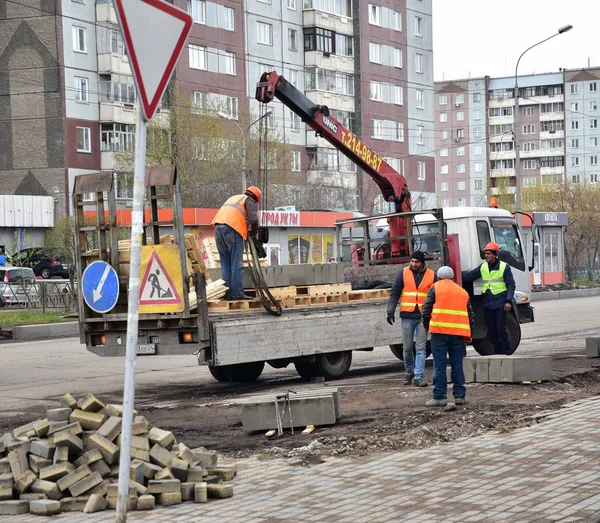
top-left (386, 313), bottom-right (395, 326)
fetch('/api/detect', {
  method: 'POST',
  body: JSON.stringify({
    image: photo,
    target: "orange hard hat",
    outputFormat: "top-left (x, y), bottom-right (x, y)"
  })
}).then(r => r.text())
top-left (246, 186), bottom-right (262, 202)
top-left (484, 242), bottom-right (500, 252)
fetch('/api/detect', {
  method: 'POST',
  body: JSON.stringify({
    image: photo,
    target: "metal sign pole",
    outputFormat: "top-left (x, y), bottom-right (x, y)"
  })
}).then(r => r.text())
top-left (116, 104), bottom-right (147, 522)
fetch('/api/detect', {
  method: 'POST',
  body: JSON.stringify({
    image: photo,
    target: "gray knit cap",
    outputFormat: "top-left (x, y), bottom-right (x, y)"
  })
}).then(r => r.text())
top-left (437, 266), bottom-right (454, 280)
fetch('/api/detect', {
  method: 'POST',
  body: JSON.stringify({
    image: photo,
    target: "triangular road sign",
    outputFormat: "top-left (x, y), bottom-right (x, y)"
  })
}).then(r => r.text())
top-left (114, 0), bottom-right (192, 120)
top-left (139, 250), bottom-right (182, 305)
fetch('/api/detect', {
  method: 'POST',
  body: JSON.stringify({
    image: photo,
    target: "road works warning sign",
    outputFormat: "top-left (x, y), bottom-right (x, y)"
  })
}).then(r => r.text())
top-left (139, 245), bottom-right (184, 313)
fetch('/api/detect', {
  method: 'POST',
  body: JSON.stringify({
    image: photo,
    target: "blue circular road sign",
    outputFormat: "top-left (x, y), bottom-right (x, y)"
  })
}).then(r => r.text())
top-left (81, 261), bottom-right (120, 314)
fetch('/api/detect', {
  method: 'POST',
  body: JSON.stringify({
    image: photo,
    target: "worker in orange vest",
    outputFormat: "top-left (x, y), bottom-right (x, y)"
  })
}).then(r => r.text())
top-left (386, 251), bottom-right (437, 387)
top-left (421, 266), bottom-right (474, 407)
top-left (211, 186), bottom-right (261, 300)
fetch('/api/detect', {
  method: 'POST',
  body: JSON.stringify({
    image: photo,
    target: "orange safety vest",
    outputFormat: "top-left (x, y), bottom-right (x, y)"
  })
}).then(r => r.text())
top-left (211, 194), bottom-right (250, 240)
top-left (429, 279), bottom-right (471, 337)
top-left (400, 266), bottom-right (435, 312)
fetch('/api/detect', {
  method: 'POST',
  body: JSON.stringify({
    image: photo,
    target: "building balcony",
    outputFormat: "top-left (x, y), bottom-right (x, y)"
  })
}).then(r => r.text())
top-left (100, 103), bottom-right (136, 125)
top-left (489, 116), bottom-right (514, 126)
top-left (307, 169), bottom-right (357, 188)
top-left (540, 166), bottom-right (565, 176)
top-left (538, 147), bottom-right (564, 157)
top-left (304, 51), bottom-right (354, 75)
top-left (493, 150), bottom-right (516, 160)
top-left (96, 1), bottom-right (118, 24)
top-left (540, 111), bottom-right (564, 122)
top-left (490, 168), bottom-right (515, 178)
top-left (303, 9), bottom-right (353, 34)
top-left (488, 98), bottom-right (515, 109)
top-left (98, 53), bottom-right (131, 75)
top-left (305, 90), bottom-right (355, 112)
top-left (540, 130), bottom-right (564, 140)
top-left (519, 94), bottom-right (563, 105)
top-left (306, 132), bottom-right (336, 148)
top-left (490, 186), bottom-right (516, 195)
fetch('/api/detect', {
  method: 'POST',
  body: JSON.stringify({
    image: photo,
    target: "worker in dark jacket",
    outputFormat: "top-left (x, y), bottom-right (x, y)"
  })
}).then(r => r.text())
top-left (211, 186), bottom-right (261, 300)
top-left (386, 251), bottom-right (437, 386)
top-left (463, 241), bottom-right (516, 355)
top-left (421, 266), bottom-right (475, 407)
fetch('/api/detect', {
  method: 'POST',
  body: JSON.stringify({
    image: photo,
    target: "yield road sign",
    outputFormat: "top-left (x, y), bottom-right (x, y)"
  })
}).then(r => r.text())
top-left (82, 261), bottom-right (120, 314)
top-left (114, 0), bottom-right (192, 120)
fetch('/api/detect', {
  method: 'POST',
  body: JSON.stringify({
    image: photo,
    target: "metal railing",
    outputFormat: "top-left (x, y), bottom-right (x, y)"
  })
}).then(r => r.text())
top-left (0, 280), bottom-right (77, 313)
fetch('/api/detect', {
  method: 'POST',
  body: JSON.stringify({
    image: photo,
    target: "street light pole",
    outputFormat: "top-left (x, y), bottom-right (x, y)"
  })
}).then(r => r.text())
top-left (514, 24), bottom-right (573, 227)
top-left (217, 111), bottom-right (272, 193)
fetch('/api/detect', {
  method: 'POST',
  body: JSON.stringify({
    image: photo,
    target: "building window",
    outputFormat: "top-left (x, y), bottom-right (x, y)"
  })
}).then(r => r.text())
top-left (523, 124), bottom-right (535, 134)
top-left (456, 94), bottom-right (464, 104)
top-left (590, 82), bottom-right (597, 92)
top-left (523, 160), bottom-right (537, 170)
top-left (441, 199), bottom-right (449, 207)
top-left (291, 151), bottom-right (300, 171)
top-left (75, 76), bottom-right (89, 102)
top-left (414, 16), bottom-right (422, 36)
top-left (416, 125), bottom-right (424, 144)
top-left (391, 10), bottom-right (401, 31)
top-left (523, 106), bottom-right (534, 117)
top-left (570, 84), bottom-right (579, 94)
top-left (572, 175), bottom-right (580, 183)
top-left (589, 101), bottom-right (598, 111)
top-left (189, 45), bottom-right (207, 70)
top-left (304, 28), bottom-right (334, 54)
top-left (224, 52), bottom-right (236, 75)
top-left (440, 148), bottom-right (448, 157)
top-left (257, 22), bottom-right (273, 45)
top-left (76, 127), bottom-right (91, 153)
top-left (456, 146), bottom-right (465, 156)
top-left (335, 34), bottom-right (353, 57)
top-left (394, 85), bottom-right (403, 105)
top-left (222, 6), bottom-right (234, 30)
top-left (571, 138), bottom-right (579, 148)
top-left (457, 180), bottom-right (466, 191)
top-left (287, 0), bottom-right (296, 9)
top-left (570, 102), bottom-right (579, 112)
top-left (417, 161), bottom-right (425, 180)
top-left (440, 182), bottom-right (449, 192)
top-left (307, 68), bottom-right (354, 96)
top-left (289, 29), bottom-right (298, 51)
top-left (473, 109), bottom-right (481, 120)
top-left (188, 0), bottom-right (206, 23)
top-left (370, 81), bottom-right (382, 101)
top-left (458, 198), bottom-right (466, 207)
top-left (396, 122), bottom-right (404, 142)
top-left (415, 53), bottom-right (423, 73)
top-left (290, 112), bottom-right (300, 131)
top-left (439, 113), bottom-right (448, 123)
top-left (591, 155), bottom-right (598, 166)
top-left (101, 123), bottom-right (135, 152)
top-left (457, 128), bottom-right (465, 138)
top-left (369, 42), bottom-right (382, 64)
top-left (288, 70), bottom-right (299, 88)
top-left (439, 95), bottom-right (447, 105)
top-left (441, 130), bottom-right (448, 140)
top-left (475, 179), bottom-right (483, 190)
top-left (222, 96), bottom-right (238, 119)
top-left (440, 164), bottom-right (448, 174)
top-left (591, 119), bottom-right (598, 129)
top-left (592, 174), bottom-right (599, 183)
top-left (572, 120), bottom-right (579, 130)
top-left (474, 162), bottom-right (483, 172)
top-left (474, 145), bottom-right (482, 155)
top-left (473, 92), bottom-right (481, 103)
top-left (416, 89), bottom-right (424, 109)
top-left (72, 26), bottom-right (87, 53)
top-left (369, 4), bottom-right (382, 26)
top-left (457, 164), bottom-right (465, 173)
top-left (591, 137), bottom-right (598, 147)
top-left (456, 111), bottom-right (464, 121)
top-left (393, 48), bottom-right (402, 68)
top-left (372, 119), bottom-right (383, 139)
top-left (572, 157), bottom-right (580, 166)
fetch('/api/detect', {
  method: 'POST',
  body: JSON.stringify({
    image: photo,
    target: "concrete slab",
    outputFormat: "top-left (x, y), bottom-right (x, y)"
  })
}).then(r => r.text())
top-left (11, 322), bottom-right (79, 340)
top-left (586, 338), bottom-right (600, 358)
top-left (241, 392), bottom-right (338, 432)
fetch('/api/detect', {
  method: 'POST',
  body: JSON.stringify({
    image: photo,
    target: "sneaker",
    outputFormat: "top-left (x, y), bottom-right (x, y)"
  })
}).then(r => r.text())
top-left (413, 378), bottom-right (428, 387)
top-left (403, 374), bottom-right (414, 385)
top-left (455, 398), bottom-right (468, 405)
top-left (425, 398), bottom-right (448, 407)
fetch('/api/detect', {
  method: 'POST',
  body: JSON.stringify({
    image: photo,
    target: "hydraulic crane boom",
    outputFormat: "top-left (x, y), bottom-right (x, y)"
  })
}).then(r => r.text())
top-left (256, 71), bottom-right (411, 258)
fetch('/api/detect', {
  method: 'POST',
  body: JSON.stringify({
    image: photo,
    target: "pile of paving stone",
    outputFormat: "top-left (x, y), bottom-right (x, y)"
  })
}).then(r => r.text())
top-left (0, 393), bottom-right (236, 516)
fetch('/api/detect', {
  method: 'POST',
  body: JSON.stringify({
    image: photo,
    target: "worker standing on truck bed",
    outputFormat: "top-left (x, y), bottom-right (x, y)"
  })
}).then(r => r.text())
top-left (211, 186), bottom-right (261, 300)
top-left (421, 266), bottom-right (474, 407)
top-left (463, 242), bottom-right (515, 355)
top-left (386, 251), bottom-right (436, 387)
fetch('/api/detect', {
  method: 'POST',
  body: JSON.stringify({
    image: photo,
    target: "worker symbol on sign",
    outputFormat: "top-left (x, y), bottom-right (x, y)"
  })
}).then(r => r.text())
top-left (139, 250), bottom-right (181, 305)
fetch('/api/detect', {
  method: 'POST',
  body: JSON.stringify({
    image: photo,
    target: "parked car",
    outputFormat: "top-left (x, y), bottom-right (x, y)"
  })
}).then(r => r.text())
top-left (0, 267), bottom-right (39, 307)
top-left (11, 248), bottom-right (70, 279)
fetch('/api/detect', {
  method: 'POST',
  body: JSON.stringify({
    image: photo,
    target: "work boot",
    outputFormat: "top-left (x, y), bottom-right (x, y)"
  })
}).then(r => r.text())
top-left (425, 398), bottom-right (447, 407)
top-left (455, 398), bottom-right (468, 405)
top-left (403, 374), bottom-right (414, 385)
top-left (413, 378), bottom-right (427, 387)
top-left (232, 294), bottom-right (254, 300)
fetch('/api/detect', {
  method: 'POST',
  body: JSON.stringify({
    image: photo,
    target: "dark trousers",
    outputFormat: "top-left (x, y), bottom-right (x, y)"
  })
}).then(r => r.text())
top-left (485, 307), bottom-right (510, 354)
top-left (431, 333), bottom-right (466, 400)
top-left (214, 224), bottom-right (244, 299)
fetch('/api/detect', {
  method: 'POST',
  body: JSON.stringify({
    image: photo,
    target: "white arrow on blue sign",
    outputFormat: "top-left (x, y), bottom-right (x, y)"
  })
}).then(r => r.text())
top-left (81, 261), bottom-right (120, 314)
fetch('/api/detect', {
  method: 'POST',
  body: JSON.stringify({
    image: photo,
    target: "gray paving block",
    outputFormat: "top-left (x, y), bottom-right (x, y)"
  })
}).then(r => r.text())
top-left (586, 338), bottom-right (600, 358)
top-left (30, 499), bottom-right (61, 516)
top-left (488, 357), bottom-right (503, 383)
top-left (499, 356), bottom-right (552, 383)
top-left (463, 359), bottom-right (475, 383)
top-left (0, 500), bottom-right (30, 515)
top-left (241, 393), bottom-right (337, 432)
top-left (475, 358), bottom-right (489, 383)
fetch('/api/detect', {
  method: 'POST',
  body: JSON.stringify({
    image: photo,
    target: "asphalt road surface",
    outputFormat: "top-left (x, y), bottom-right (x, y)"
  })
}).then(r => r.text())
top-left (0, 296), bottom-right (597, 418)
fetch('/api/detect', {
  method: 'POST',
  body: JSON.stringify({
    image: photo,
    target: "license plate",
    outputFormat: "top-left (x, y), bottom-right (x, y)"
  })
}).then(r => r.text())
top-left (136, 344), bottom-right (156, 355)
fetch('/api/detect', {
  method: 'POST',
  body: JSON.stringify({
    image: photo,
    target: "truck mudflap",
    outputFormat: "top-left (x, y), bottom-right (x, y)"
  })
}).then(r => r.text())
top-left (206, 302), bottom-right (397, 366)
top-left (515, 302), bottom-right (534, 324)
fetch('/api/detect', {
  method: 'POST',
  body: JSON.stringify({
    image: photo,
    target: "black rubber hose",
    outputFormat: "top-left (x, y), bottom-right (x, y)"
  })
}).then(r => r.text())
top-left (245, 239), bottom-right (282, 316)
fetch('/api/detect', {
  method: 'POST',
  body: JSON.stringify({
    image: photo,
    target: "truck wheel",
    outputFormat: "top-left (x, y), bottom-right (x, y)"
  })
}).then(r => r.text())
top-left (389, 341), bottom-right (432, 360)
top-left (315, 351), bottom-right (352, 380)
top-left (208, 362), bottom-right (265, 382)
top-left (472, 314), bottom-right (520, 356)
top-left (294, 361), bottom-right (318, 380)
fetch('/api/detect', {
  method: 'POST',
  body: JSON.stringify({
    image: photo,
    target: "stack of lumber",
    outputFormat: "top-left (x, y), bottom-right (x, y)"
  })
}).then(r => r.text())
top-left (0, 393), bottom-right (236, 517)
top-left (201, 238), bottom-right (267, 269)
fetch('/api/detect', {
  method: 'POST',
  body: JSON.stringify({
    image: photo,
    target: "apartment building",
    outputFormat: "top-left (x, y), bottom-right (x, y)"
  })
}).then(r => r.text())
top-left (434, 78), bottom-right (487, 207)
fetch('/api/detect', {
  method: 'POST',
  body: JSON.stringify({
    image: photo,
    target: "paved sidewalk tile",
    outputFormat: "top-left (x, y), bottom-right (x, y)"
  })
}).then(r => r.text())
top-left (4, 396), bottom-right (600, 522)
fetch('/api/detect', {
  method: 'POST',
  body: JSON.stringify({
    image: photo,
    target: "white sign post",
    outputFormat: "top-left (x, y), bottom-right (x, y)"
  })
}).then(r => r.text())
top-left (112, 1), bottom-right (191, 521)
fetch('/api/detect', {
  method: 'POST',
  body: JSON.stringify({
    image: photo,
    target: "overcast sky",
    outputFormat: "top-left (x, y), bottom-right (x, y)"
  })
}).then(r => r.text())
top-left (432, 0), bottom-right (598, 81)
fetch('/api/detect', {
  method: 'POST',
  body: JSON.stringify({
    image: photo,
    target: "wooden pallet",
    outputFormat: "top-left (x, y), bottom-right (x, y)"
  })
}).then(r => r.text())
top-left (347, 289), bottom-right (391, 301)
top-left (295, 283), bottom-right (352, 296)
top-left (207, 298), bottom-right (281, 313)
